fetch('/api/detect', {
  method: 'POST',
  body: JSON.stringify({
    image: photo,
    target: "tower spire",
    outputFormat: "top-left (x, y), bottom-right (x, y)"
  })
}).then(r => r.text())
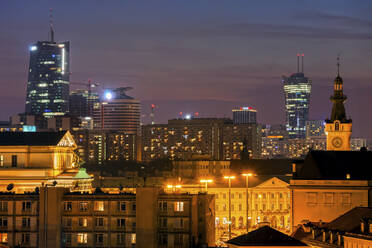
top-left (297, 53), bottom-right (300, 73)
top-left (301, 53), bottom-right (304, 73)
top-left (337, 54), bottom-right (340, 76)
top-left (49, 8), bottom-right (54, 42)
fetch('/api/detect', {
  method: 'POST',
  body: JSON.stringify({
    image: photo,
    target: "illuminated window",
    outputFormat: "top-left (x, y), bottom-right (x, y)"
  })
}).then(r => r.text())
top-left (0, 233), bottom-right (7, 243)
top-left (79, 218), bottom-right (88, 227)
top-left (0, 155), bottom-right (3, 167)
top-left (77, 233), bottom-right (88, 244)
top-left (94, 201), bottom-right (104, 211)
top-left (174, 202), bottom-right (184, 212)
top-left (79, 202), bottom-right (89, 212)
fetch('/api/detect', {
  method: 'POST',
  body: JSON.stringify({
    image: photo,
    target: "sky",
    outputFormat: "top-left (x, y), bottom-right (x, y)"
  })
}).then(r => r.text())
top-left (0, 0), bottom-right (372, 138)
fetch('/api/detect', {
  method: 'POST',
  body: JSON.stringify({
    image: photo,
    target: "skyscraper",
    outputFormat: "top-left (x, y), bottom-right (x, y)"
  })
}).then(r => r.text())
top-left (283, 54), bottom-right (311, 139)
top-left (232, 107), bottom-right (257, 124)
top-left (93, 87), bottom-right (140, 134)
top-left (69, 89), bottom-right (99, 117)
top-left (25, 17), bottom-right (70, 117)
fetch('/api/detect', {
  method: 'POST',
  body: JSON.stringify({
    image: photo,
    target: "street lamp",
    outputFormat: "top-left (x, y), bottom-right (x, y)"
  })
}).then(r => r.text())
top-left (224, 176), bottom-right (235, 240)
top-left (166, 184), bottom-right (182, 192)
top-left (242, 173), bottom-right (253, 233)
top-left (200, 179), bottom-right (213, 192)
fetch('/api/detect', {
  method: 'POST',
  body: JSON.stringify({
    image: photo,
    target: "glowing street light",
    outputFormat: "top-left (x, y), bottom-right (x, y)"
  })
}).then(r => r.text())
top-left (166, 184), bottom-right (182, 192)
top-left (200, 179), bottom-right (213, 192)
top-left (242, 173), bottom-right (253, 233)
top-left (224, 176), bottom-right (235, 240)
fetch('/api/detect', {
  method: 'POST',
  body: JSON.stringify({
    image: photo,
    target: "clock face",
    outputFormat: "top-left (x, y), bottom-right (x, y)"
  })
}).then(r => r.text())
top-left (332, 137), bottom-right (343, 148)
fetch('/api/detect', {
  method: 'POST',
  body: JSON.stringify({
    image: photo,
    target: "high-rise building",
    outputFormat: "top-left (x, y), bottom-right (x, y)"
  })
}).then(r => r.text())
top-left (69, 89), bottom-right (99, 117)
top-left (232, 107), bottom-right (257, 124)
top-left (25, 22), bottom-right (70, 117)
top-left (283, 54), bottom-right (311, 139)
top-left (325, 59), bottom-right (352, 151)
top-left (93, 87), bottom-right (140, 134)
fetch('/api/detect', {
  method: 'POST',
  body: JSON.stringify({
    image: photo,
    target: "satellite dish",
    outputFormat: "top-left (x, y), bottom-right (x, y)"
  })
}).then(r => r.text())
top-left (7, 183), bottom-right (14, 191)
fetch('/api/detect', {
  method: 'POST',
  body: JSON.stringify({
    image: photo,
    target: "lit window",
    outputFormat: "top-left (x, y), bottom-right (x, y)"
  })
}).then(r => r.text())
top-left (174, 202), bottom-right (184, 212)
top-left (94, 201), bottom-right (104, 211)
top-left (0, 155), bottom-right (3, 167)
top-left (77, 233), bottom-right (88, 244)
top-left (79, 202), bottom-right (88, 211)
top-left (64, 202), bottom-right (72, 211)
top-left (131, 233), bottom-right (136, 244)
top-left (79, 218), bottom-right (88, 227)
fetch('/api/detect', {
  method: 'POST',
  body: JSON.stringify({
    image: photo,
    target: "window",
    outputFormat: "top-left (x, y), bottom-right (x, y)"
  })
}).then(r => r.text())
top-left (79, 202), bottom-right (88, 211)
top-left (0, 233), bottom-right (7, 243)
top-left (132, 203), bottom-right (136, 211)
top-left (117, 218), bottom-right (125, 228)
top-left (271, 193), bottom-right (275, 199)
top-left (306, 192), bottom-right (317, 205)
top-left (11, 155), bottom-right (17, 167)
top-left (231, 193), bottom-right (234, 199)
top-left (79, 218), bottom-right (88, 227)
top-left (64, 233), bottom-right (71, 245)
top-left (22, 218), bottom-right (31, 227)
top-left (0, 218), bottom-right (7, 228)
top-left (239, 193), bottom-right (242, 199)
top-left (271, 204), bottom-right (275, 210)
top-left (94, 201), bottom-right (104, 211)
top-left (95, 217), bottom-right (104, 227)
top-left (239, 204), bottom-right (242, 211)
top-left (335, 122), bottom-right (339, 131)
top-left (279, 193), bottom-right (283, 198)
top-left (159, 217), bottom-right (167, 228)
top-left (119, 202), bottom-right (126, 211)
top-left (174, 234), bottom-right (183, 245)
top-left (223, 193), bottom-right (226, 199)
top-left (341, 193), bottom-right (351, 205)
top-left (21, 233), bottom-right (30, 244)
top-left (131, 233), bottom-right (136, 245)
top-left (95, 233), bottom-right (103, 244)
top-left (175, 218), bottom-right (184, 228)
top-left (174, 202), bottom-right (184, 212)
top-left (279, 204), bottom-right (283, 210)
top-left (159, 201), bottom-right (167, 211)
top-left (22, 202), bottom-right (32, 212)
top-left (77, 233), bottom-right (88, 244)
top-left (263, 193), bottom-right (266, 199)
top-left (64, 202), bottom-right (72, 211)
top-left (117, 233), bottom-right (125, 245)
top-left (65, 218), bottom-right (72, 227)
top-left (0, 155), bottom-right (3, 167)
top-left (0, 202), bottom-right (7, 212)
top-left (231, 204), bottom-right (234, 211)
top-left (158, 233), bottom-right (167, 245)
top-left (324, 193), bottom-right (334, 205)
top-left (132, 222), bottom-right (136, 230)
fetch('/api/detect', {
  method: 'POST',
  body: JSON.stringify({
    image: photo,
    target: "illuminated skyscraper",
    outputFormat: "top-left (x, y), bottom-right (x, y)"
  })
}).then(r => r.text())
top-left (93, 87), bottom-right (140, 134)
top-left (283, 54), bottom-right (311, 139)
top-left (25, 17), bottom-right (70, 117)
top-left (232, 107), bottom-right (257, 124)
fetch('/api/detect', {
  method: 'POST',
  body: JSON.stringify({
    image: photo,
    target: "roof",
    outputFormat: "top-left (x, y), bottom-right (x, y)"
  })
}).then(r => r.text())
top-left (227, 225), bottom-right (308, 246)
top-left (323, 207), bottom-right (372, 233)
top-left (295, 150), bottom-right (372, 180)
top-left (0, 131), bottom-right (67, 146)
top-left (231, 159), bottom-right (295, 176)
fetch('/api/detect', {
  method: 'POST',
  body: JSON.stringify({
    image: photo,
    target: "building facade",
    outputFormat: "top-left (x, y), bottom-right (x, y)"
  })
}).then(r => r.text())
top-left (282, 55), bottom-right (311, 139)
top-left (69, 89), bottom-right (99, 118)
top-left (25, 38), bottom-right (70, 117)
top-left (93, 88), bottom-right (140, 134)
top-left (0, 187), bottom-right (215, 248)
top-left (232, 107), bottom-right (257, 125)
top-left (142, 118), bottom-right (261, 161)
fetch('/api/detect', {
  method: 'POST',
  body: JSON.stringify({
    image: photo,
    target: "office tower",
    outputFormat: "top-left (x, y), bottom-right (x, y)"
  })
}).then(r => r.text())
top-left (93, 87), bottom-right (140, 134)
top-left (25, 19), bottom-right (70, 117)
top-left (283, 54), bottom-right (311, 139)
top-left (325, 58), bottom-right (352, 151)
top-left (305, 120), bottom-right (325, 138)
top-left (69, 89), bottom-right (99, 117)
top-left (232, 107), bottom-right (257, 124)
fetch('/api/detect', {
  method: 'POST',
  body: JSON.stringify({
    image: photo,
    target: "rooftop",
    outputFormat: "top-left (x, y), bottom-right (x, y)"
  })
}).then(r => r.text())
top-left (0, 131), bottom-right (67, 146)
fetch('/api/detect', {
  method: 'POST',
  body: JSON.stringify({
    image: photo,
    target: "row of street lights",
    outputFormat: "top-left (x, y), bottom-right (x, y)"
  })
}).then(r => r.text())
top-left (167, 173), bottom-right (255, 240)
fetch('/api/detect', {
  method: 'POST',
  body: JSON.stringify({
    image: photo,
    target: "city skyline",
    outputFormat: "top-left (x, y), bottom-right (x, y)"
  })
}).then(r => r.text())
top-left (0, 1), bottom-right (371, 138)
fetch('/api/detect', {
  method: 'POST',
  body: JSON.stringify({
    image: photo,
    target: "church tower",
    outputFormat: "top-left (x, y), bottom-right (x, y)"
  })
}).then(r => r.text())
top-left (325, 57), bottom-right (352, 150)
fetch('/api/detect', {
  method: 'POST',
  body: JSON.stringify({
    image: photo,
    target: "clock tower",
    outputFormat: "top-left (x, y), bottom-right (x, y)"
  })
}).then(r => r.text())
top-left (325, 58), bottom-right (352, 151)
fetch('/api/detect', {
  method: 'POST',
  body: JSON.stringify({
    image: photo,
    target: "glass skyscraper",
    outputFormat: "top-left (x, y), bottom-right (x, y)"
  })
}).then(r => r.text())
top-left (282, 54), bottom-right (311, 139)
top-left (25, 36), bottom-right (70, 117)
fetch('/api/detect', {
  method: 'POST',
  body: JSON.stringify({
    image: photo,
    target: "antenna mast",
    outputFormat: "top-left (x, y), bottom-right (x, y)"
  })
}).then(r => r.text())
top-left (49, 8), bottom-right (54, 42)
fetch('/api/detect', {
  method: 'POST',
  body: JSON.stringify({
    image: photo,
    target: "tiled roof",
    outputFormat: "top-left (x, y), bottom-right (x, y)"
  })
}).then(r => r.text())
top-left (324, 207), bottom-right (372, 233)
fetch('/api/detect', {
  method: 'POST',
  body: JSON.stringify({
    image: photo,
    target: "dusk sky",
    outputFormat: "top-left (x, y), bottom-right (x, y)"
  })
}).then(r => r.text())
top-left (1, 0), bottom-right (371, 138)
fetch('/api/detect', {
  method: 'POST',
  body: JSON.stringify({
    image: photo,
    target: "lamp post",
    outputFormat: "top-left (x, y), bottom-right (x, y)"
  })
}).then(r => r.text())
top-left (242, 173), bottom-right (253, 233)
top-left (200, 179), bottom-right (213, 192)
top-left (166, 184), bottom-right (182, 193)
top-left (224, 176), bottom-right (235, 240)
